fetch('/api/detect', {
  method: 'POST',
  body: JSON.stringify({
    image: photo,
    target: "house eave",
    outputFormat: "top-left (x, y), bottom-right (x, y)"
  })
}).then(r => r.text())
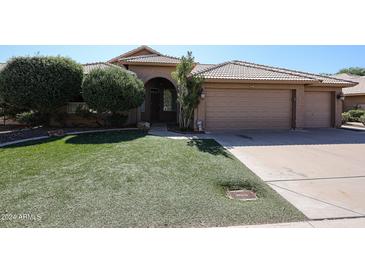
top-left (307, 82), bottom-right (359, 88)
top-left (202, 78), bottom-right (319, 85)
top-left (344, 92), bottom-right (365, 97)
top-left (118, 61), bottom-right (178, 67)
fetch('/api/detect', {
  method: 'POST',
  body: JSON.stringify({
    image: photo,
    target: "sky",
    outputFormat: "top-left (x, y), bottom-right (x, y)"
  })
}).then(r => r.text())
top-left (0, 45), bottom-right (364, 74)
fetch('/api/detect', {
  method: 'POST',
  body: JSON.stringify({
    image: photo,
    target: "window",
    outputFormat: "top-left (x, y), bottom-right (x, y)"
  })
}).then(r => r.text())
top-left (163, 89), bottom-right (176, 111)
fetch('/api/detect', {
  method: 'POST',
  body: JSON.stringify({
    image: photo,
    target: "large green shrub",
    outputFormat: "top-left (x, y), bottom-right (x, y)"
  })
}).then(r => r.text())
top-left (82, 67), bottom-right (145, 114)
top-left (0, 56), bottom-right (83, 123)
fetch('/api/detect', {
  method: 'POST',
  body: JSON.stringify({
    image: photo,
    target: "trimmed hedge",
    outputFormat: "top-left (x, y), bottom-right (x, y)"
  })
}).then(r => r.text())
top-left (342, 112), bottom-right (351, 123)
top-left (0, 56), bottom-right (83, 118)
top-left (343, 109), bottom-right (365, 123)
top-left (360, 115), bottom-right (365, 125)
top-left (347, 109), bottom-right (365, 120)
top-left (82, 67), bottom-right (145, 114)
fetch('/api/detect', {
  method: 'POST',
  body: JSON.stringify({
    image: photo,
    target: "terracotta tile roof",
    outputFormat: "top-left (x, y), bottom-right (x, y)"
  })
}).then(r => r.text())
top-left (236, 61), bottom-right (357, 85)
top-left (191, 64), bottom-right (216, 74)
top-left (82, 62), bottom-right (134, 75)
top-left (108, 45), bottom-right (161, 63)
top-left (118, 54), bottom-right (180, 64)
top-left (335, 73), bottom-right (364, 95)
top-left (192, 60), bottom-right (357, 86)
top-left (192, 61), bottom-right (318, 82)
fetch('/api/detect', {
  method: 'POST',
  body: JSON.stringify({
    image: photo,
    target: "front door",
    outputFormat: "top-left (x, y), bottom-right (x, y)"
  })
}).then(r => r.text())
top-left (150, 90), bottom-right (160, 122)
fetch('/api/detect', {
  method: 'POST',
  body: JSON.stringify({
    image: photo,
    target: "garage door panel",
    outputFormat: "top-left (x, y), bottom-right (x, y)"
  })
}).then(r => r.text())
top-left (207, 112), bottom-right (290, 118)
top-left (206, 107), bottom-right (289, 113)
top-left (205, 89), bottom-right (292, 130)
top-left (304, 92), bottom-right (332, 128)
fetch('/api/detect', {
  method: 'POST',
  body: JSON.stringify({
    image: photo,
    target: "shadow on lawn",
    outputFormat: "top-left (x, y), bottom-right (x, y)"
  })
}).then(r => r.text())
top-left (65, 130), bottom-right (147, 145)
top-left (187, 139), bottom-right (232, 158)
top-left (0, 136), bottom-right (63, 149)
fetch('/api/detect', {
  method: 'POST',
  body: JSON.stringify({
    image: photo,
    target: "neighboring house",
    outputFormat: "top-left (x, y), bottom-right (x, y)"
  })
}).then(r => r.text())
top-left (82, 62), bottom-right (135, 75)
top-left (335, 73), bottom-right (364, 111)
top-left (109, 46), bottom-right (357, 130)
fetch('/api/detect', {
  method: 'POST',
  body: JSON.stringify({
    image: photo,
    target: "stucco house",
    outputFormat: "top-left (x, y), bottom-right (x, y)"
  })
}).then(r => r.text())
top-left (335, 73), bottom-right (365, 111)
top-left (1, 47), bottom-right (358, 130)
top-left (107, 46), bottom-right (356, 130)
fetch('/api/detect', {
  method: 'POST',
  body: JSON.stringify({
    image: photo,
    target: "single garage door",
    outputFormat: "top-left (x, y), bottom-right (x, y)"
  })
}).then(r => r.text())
top-left (205, 89), bottom-right (292, 130)
top-left (304, 91), bottom-right (332, 128)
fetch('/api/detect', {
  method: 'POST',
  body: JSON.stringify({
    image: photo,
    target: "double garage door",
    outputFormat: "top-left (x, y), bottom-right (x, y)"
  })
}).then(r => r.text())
top-left (205, 89), bottom-right (332, 130)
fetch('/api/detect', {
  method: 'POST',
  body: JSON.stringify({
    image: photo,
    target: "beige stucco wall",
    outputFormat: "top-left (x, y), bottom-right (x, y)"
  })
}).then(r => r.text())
top-left (127, 64), bottom-right (178, 123)
top-left (128, 65), bottom-right (176, 86)
top-left (293, 85), bottom-right (305, 128)
top-left (344, 95), bottom-right (365, 111)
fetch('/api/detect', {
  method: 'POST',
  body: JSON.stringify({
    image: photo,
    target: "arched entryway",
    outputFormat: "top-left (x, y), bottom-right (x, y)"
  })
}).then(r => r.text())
top-left (142, 77), bottom-right (177, 123)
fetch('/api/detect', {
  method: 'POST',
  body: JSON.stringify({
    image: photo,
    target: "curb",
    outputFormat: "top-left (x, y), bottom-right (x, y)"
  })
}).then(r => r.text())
top-left (0, 136), bottom-right (50, 148)
top-left (340, 126), bottom-right (365, 132)
top-left (0, 128), bottom-right (140, 148)
top-left (64, 128), bottom-right (139, 135)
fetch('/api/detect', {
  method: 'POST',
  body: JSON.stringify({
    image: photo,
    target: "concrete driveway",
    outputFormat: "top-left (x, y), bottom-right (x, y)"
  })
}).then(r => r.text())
top-left (210, 129), bottom-right (365, 220)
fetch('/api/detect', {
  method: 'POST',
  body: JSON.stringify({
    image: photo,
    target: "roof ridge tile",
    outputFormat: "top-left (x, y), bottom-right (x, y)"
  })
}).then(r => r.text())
top-left (83, 61), bottom-right (110, 65)
top-left (192, 61), bottom-right (233, 76)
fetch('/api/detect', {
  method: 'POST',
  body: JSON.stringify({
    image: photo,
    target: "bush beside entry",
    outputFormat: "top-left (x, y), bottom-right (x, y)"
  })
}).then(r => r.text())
top-left (0, 56), bottom-right (83, 125)
top-left (82, 67), bottom-right (145, 126)
top-left (172, 52), bottom-right (203, 130)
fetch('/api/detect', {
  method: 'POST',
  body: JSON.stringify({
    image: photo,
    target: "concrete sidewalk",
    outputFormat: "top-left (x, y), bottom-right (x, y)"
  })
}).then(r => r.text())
top-left (341, 122), bottom-right (365, 131)
top-left (238, 217), bottom-right (365, 228)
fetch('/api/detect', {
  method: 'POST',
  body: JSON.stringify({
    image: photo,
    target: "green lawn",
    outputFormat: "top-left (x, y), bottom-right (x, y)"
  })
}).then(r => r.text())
top-left (0, 131), bottom-right (305, 227)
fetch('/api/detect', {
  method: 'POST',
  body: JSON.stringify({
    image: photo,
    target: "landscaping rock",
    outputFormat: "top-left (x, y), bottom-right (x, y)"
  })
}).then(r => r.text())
top-left (48, 129), bottom-right (65, 137)
top-left (137, 121), bottom-right (150, 130)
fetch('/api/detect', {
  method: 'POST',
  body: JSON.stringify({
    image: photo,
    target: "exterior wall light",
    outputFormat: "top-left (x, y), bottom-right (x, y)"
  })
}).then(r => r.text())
top-left (201, 93), bottom-right (206, 99)
top-left (337, 94), bottom-right (345, 101)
